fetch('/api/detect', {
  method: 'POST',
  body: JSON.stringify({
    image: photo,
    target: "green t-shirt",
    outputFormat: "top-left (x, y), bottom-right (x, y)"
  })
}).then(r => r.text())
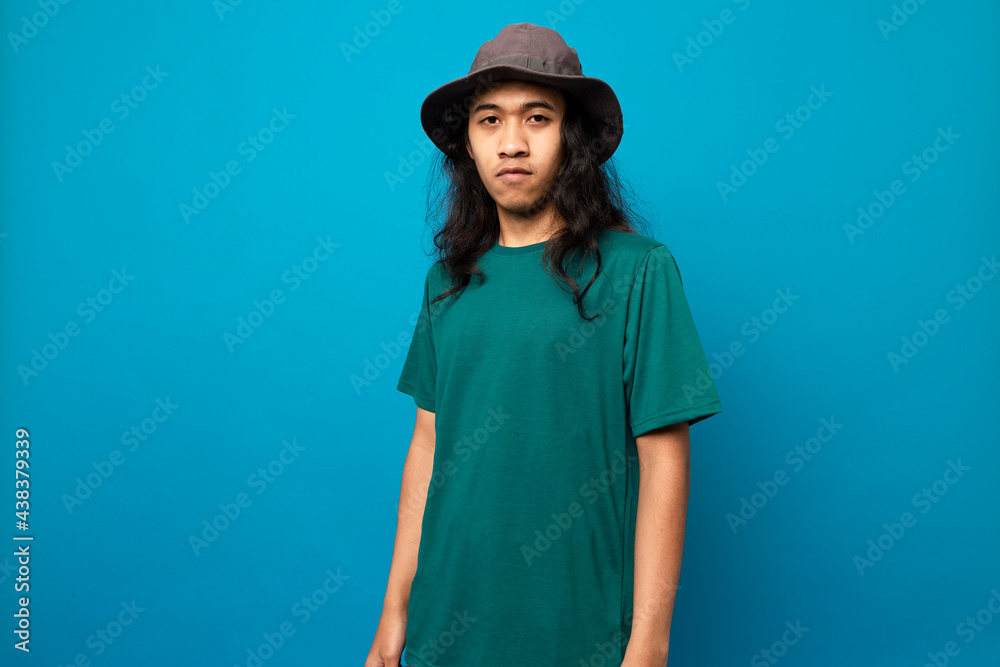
top-left (396, 228), bottom-right (722, 666)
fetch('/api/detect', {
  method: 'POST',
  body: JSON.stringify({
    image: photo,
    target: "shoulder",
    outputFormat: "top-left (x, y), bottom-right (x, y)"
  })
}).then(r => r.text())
top-left (425, 260), bottom-right (461, 307)
top-left (597, 229), bottom-right (676, 284)
top-left (599, 229), bottom-right (670, 262)
top-left (414, 258), bottom-right (455, 288)
top-left (426, 259), bottom-right (448, 285)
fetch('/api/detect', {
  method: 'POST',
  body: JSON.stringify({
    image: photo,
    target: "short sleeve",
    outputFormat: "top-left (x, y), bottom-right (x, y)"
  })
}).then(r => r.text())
top-left (623, 246), bottom-right (722, 438)
top-left (396, 266), bottom-right (438, 412)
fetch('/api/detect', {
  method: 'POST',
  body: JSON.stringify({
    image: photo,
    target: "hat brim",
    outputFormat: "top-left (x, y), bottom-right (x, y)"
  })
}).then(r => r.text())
top-left (420, 65), bottom-right (623, 165)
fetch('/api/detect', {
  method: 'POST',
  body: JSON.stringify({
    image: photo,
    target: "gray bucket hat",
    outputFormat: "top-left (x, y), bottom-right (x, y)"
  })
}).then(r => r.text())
top-left (420, 22), bottom-right (624, 164)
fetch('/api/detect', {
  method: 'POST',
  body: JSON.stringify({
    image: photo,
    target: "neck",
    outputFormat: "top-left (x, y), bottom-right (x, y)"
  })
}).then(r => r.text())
top-left (496, 202), bottom-right (565, 248)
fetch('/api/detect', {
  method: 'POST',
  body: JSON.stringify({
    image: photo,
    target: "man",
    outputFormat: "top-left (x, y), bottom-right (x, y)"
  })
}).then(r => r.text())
top-left (366, 22), bottom-right (722, 667)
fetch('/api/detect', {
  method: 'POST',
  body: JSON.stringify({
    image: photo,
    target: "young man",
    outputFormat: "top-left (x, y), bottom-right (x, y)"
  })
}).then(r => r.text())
top-left (367, 23), bottom-right (722, 667)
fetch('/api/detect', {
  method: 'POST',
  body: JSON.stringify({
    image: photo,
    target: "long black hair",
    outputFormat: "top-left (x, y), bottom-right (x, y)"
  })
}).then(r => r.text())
top-left (422, 87), bottom-right (653, 321)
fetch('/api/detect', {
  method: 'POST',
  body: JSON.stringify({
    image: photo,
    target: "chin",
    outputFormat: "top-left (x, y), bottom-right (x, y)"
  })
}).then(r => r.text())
top-left (498, 202), bottom-right (535, 215)
top-left (498, 194), bottom-right (542, 210)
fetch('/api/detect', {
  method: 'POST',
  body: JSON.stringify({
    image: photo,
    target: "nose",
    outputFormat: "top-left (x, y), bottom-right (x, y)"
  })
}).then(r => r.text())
top-left (498, 120), bottom-right (528, 158)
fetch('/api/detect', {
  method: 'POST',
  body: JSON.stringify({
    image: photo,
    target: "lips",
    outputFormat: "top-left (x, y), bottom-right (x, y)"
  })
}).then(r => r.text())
top-left (498, 167), bottom-right (530, 176)
top-left (497, 167), bottom-right (531, 182)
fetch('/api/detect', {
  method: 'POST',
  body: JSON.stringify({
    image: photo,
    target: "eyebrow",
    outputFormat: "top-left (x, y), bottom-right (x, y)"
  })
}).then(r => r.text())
top-left (471, 100), bottom-right (558, 115)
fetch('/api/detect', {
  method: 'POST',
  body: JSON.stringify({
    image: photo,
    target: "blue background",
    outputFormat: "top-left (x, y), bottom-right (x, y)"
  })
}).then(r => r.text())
top-left (1, 0), bottom-right (998, 665)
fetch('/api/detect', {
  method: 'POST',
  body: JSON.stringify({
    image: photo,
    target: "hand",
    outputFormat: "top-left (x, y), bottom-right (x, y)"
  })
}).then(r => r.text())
top-left (620, 645), bottom-right (669, 667)
top-left (620, 657), bottom-right (667, 667)
top-left (364, 608), bottom-right (408, 667)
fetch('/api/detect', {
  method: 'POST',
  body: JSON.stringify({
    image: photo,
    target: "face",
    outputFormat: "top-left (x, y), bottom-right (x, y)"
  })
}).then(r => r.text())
top-left (464, 80), bottom-right (567, 219)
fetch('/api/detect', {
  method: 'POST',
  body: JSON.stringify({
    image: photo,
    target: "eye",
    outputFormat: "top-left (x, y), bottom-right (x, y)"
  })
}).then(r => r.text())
top-left (478, 114), bottom-right (548, 126)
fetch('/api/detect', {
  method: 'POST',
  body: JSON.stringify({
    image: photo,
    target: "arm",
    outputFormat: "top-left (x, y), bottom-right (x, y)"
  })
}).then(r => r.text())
top-left (366, 406), bottom-right (436, 667)
top-left (622, 420), bottom-right (691, 667)
top-left (383, 405), bottom-right (436, 614)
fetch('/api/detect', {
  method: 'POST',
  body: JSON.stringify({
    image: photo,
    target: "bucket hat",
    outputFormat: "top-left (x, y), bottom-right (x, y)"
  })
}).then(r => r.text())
top-left (420, 22), bottom-right (624, 164)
